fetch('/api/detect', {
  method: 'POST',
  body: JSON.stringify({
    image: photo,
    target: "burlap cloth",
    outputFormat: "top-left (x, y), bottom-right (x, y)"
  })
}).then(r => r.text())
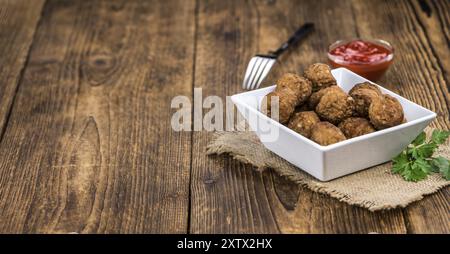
top-left (206, 128), bottom-right (449, 211)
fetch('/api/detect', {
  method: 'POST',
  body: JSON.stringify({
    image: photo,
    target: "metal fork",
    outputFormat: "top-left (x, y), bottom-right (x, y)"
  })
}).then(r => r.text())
top-left (242, 23), bottom-right (314, 90)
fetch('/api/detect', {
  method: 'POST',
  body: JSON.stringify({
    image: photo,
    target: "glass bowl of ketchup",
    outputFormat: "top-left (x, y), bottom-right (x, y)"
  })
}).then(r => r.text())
top-left (328, 39), bottom-right (394, 81)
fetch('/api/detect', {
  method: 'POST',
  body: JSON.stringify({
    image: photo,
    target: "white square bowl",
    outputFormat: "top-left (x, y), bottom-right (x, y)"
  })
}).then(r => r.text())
top-left (231, 68), bottom-right (436, 181)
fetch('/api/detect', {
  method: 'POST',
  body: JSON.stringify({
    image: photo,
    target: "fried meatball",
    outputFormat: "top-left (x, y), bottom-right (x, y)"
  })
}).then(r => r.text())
top-left (368, 94), bottom-right (404, 130)
top-left (349, 82), bottom-right (382, 117)
top-left (261, 90), bottom-right (297, 123)
top-left (308, 85), bottom-right (343, 109)
top-left (303, 63), bottom-right (337, 92)
top-left (315, 89), bottom-right (355, 124)
top-left (276, 73), bottom-right (312, 105)
top-left (349, 82), bottom-right (382, 95)
top-left (310, 122), bottom-right (346, 146)
top-left (287, 111), bottom-right (320, 138)
top-left (338, 117), bottom-right (376, 139)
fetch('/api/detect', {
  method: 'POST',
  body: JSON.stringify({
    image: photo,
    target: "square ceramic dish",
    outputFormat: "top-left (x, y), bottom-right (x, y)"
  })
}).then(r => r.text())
top-left (231, 68), bottom-right (436, 181)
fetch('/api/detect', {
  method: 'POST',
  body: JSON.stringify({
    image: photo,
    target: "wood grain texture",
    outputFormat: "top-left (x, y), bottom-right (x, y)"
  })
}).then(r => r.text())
top-left (191, 0), bottom-right (280, 233)
top-left (0, 0), bottom-right (448, 234)
top-left (352, 0), bottom-right (449, 128)
top-left (191, 0), bottom-right (407, 234)
top-left (396, 0), bottom-right (449, 233)
top-left (0, 0), bottom-right (195, 233)
top-left (0, 0), bottom-right (45, 137)
top-left (351, 0), bottom-right (450, 234)
top-left (263, 173), bottom-right (406, 233)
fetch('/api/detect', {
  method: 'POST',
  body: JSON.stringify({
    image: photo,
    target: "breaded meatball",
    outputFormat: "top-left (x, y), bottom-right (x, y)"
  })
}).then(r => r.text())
top-left (349, 82), bottom-right (382, 117)
top-left (310, 122), bottom-right (346, 146)
top-left (368, 94), bottom-right (404, 130)
top-left (276, 73), bottom-right (312, 105)
top-left (349, 82), bottom-right (382, 95)
top-left (308, 85), bottom-right (343, 109)
top-left (338, 117), bottom-right (376, 139)
top-left (261, 90), bottom-right (297, 123)
top-left (287, 111), bottom-right (320, 138)
top-left (303, 63), bottom-right (337, 92)
top-left (315, 89), bottom-right (355, 124)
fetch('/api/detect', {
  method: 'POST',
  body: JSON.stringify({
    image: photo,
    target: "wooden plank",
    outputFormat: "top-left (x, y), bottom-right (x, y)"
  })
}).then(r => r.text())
top-left (352, 0), bottom-right (449, 234)
top-left (403, 188), bottom-right (449, 233)
top-left (399, 0), bottom-right (450, 233)
top-left (0, 0), bottom-right (195, 233)
top-left (263, 172), bottom-right (406, 233)
top-left (191, 0), bottom-right (279, 233)
top-left (351, 0), bottom-right (449, 128)
top-left (191, 0), bottom-right (407, 233)
top-left (410, 0), bottom-right (450, 86)
top-left (0, 0), bottom-right (45, 137)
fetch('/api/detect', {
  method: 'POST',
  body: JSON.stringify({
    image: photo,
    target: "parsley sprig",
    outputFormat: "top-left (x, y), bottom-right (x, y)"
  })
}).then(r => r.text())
top-left (392, 130), bottom-right (450, 182)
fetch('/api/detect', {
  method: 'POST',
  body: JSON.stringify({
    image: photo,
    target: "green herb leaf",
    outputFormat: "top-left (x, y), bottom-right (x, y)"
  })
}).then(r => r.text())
top-left (441, 165), bottom-right (450, 181)
top-left (392, 152), bottom-right (409, 174)
top-left (432, 156), bottom-right (450, 180)
top-left (412, 132), bottom-right (426, 145)
top-left (415, 143), bottom-right (437, 158)
top-left (401, 162), bottom-right (427, 182)
top-left (431, 130), bottom-right (450, 145)
top-left (431, 157), bottom-right (446, 172)
top-left (391, 129), bottom-right (450, 182)
top-left (414, 158), bottom-right (432, 174)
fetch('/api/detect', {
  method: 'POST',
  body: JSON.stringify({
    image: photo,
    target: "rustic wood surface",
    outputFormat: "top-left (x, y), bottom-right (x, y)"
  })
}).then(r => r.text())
top-left (0, 0), bottom-right (448, 233)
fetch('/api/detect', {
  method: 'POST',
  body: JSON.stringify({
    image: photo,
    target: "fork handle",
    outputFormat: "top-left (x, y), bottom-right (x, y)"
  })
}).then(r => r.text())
top-left (270, 23), bottom-right (314, 58)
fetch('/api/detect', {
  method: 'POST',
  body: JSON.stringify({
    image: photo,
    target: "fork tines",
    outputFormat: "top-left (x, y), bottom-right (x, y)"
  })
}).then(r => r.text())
top-left (242, 55), bottom-right (276, 90)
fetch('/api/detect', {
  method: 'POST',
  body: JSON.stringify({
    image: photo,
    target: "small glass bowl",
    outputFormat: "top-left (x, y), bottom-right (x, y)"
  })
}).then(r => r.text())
top-left (327, 39), bottom-right (394, 81)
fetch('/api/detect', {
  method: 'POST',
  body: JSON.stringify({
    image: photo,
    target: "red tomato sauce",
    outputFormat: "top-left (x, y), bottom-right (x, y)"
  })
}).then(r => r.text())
top-left (328, 39), bottom-right (394, 81)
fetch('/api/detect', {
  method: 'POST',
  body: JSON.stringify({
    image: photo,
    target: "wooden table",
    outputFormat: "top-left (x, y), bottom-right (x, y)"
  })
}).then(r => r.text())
top-left (0, 0), bottom-right (448, 234)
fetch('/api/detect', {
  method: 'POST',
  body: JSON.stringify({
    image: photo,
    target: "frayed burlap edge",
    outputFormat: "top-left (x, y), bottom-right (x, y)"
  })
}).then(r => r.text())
top-left (206, 129), bottom-right (450, 211)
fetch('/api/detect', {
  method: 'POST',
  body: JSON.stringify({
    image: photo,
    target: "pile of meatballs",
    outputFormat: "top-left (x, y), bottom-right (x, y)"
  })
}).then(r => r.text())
top-left (262, 63), bottom-right (405, 146)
